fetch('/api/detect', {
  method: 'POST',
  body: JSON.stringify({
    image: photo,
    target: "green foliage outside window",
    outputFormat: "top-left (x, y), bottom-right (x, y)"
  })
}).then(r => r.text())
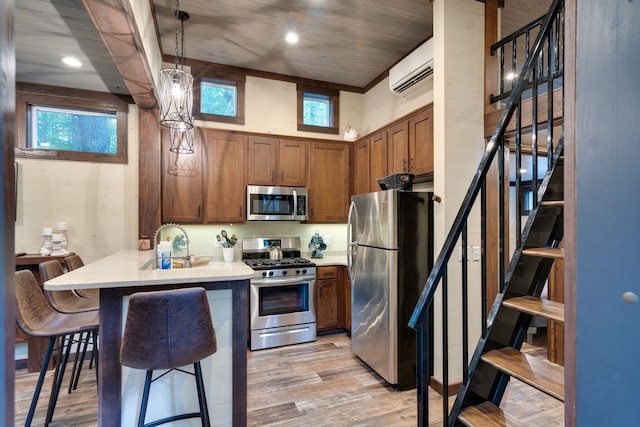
top-left (201, 80), bottom-right (237, 117)
top-left (33, 107), bottom-right (117, 154)
top-left (303, 93), bottom-right (331, 127)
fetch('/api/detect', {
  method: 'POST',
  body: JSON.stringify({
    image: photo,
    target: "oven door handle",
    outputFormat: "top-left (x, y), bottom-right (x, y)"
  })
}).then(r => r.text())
top-left (251, 276), bottom-right (314, 286)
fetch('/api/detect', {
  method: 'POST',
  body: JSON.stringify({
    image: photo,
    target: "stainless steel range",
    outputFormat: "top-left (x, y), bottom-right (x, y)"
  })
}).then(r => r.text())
top-left (243, 237), bottom-right (316, 350)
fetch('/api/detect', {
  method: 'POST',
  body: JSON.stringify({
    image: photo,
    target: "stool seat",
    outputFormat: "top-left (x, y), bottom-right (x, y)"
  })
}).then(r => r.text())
top-left (120, 287), bottom-right (217, 427)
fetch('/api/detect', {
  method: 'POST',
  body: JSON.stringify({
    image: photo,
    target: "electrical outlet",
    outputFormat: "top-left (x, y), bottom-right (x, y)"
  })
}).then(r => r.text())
top-left (324, 235), bottom-right (331, 245)
top-left (214, 239), bottom-right (221, 248)
top-left (472, 246), bottom-right (481, 261)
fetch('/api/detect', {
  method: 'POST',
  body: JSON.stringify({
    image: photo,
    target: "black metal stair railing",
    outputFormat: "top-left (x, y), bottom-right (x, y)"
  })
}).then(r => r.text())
top-left (408, 0), bottom-right (564, 426)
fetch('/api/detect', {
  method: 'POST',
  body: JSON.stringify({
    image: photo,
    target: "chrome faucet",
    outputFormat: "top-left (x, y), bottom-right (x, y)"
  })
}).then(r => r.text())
top-left (152, 223), bottom-right (191, 269)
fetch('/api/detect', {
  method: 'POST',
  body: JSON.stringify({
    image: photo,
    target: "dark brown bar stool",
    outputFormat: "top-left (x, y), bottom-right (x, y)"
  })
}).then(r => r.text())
top-left (120, 287), bottom-right (217, 427)
top-left (15, 270), bottom-right (99, 426)
top-left (39, 260), bottom-right (99, 392)
top-left (63, 254), bottom-right (99, 298)
top-left (39, 260), bottom-right (99, 312)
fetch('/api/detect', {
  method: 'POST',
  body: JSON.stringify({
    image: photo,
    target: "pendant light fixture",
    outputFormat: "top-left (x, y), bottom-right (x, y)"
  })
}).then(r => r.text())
top-left (169, 126), bottom-right (195, 154)
top-left (159, 0), bottom-right (194, 137)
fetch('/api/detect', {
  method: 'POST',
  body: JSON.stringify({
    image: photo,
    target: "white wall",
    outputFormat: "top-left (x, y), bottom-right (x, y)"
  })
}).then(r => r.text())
top-left (431, 0), bottom-right (486, 384)
top-left (362, 75), bottom-right (434, 135)
top-left (14, 105), bottom-right (140, 263)
top-left (194, 76), bottom-right (364, 141)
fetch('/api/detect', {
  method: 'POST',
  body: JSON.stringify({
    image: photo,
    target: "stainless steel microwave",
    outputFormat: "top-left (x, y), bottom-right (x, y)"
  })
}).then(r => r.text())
top-left (246, 185), bottom-right (308, 221)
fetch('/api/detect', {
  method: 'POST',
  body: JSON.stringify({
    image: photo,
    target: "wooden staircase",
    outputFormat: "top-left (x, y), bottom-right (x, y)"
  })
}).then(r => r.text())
top-left (454, 147), bottom-right (565, 426)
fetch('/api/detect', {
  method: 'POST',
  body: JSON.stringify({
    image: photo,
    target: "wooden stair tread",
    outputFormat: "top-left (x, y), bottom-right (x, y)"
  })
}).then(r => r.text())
top-left (502, 296), bottom-right (564, 323)
top-left (459, 402), bottom-right (521, 427)
top-left (522, 247), bottom-right (564, 259)
top-left (482, 347), bottom-right (564, 401)
top-left (540, 200), bottom-right (564, 207)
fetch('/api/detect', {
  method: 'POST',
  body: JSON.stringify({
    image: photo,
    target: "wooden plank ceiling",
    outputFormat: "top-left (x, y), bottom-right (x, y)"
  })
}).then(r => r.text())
top-left (14, 0), bottom-right (550, 96)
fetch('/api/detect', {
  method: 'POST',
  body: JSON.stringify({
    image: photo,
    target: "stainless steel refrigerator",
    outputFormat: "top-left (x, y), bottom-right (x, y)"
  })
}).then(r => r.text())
top-left (347, 189), bottom-right (433, 390)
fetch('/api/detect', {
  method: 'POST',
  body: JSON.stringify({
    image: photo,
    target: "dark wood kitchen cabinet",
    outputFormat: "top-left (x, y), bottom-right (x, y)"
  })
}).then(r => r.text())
top-left (370, 131), bottom-right (388, 191)
top-left (161, 129), bottom-right (204, 223)
top-left (246, 136), bottom-right (307, 187)
top-left (339, 266), bottom-right (352, 334)
top-left (353, 139), bottom-right (370, 196)
top-left (388, 121), bottom-right (410, 174)
top-left (408, 106), bottom-right (434, 176)
top-left (161, 129), bottom-right (246, 224)
top-left (203, 130), bottom-right (246, 223)
top-left (316, 266), bottom-right (339, 331)
top-left (308, 141), bottom-right (350, 222)
top-left (387, 108), bottom-right (433, 176)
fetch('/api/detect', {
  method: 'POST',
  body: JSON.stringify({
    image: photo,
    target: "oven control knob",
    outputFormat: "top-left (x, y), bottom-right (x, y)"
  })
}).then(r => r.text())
top-left (283, 271), bottom-right (288, 275)
top-left (261, 272), bottom-right (267, 277)
top-left (269, 271), bottom-right (274, 276)
top-left (296, 269), bottom-right (301, 274)
top-left (302, 269), bottom-right (307, 274)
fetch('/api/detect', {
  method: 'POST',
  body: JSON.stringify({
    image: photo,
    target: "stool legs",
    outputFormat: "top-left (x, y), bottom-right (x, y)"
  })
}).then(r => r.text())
top-left (25, 337), bottom-right (55, 426)
top-left (194, 362), bottom-right (211, 427)
top-left (134, 363), bottom-right (211, 427)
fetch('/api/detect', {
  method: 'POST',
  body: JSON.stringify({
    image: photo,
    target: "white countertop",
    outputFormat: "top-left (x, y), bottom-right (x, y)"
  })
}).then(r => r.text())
top-left (44, 249), bottom-right (255, 291)
top-left (307, 252), bottom-right (348, 267)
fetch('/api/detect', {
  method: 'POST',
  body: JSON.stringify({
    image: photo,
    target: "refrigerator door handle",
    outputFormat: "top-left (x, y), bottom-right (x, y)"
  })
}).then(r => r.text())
top-left (347, 200), bottom-right (357, 281)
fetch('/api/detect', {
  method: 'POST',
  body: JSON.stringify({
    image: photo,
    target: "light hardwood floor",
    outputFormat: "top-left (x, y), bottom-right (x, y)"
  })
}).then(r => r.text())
top-left (14, 333), bottom-right (563, 426)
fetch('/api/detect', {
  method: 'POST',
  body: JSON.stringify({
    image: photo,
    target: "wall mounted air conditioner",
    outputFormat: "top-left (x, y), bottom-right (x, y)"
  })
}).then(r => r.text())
top-left (389, 38), bottom-right (434, 95)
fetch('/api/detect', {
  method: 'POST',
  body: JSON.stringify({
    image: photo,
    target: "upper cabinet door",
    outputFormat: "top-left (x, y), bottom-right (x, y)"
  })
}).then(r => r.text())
top-left (387, 121), bottom-right (409, 174)
top-left (308, 142), bottom-right (350, 223)
top-left (353, 139), bottom-right (370, 196)
top-left (203, 130), bottom-right (246, 223)
top-left (408, 107), bottom-right (434, 176)
top-left (247, 135), bottom-right (277, 185)
top-left (278, 139), bottom-right (307, 187)
top-left (369, 131), bottom-right (388, 191)
top-left (161, 129), bottom-right (203, 224)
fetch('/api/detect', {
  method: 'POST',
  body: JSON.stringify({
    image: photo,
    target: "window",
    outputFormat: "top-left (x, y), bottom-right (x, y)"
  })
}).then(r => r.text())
top-left (193, 68), bottom-right (245, 125)
top-left (31, 106), bottom-right (117, 154)
top-left (15, 84), bottom-right (129, 163)
top-left (297, 84), bottom-right (339, 134)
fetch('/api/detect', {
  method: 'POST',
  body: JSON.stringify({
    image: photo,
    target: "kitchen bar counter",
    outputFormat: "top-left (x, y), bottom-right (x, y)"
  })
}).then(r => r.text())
top-left (44, 250), bottom-right (253, 427)
top-left (44, 249), bottom-right (255, 290)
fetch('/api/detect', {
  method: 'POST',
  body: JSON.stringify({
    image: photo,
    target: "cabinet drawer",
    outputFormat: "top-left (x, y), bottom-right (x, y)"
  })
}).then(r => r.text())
top-left (317, 266), bottom-right (338, 279)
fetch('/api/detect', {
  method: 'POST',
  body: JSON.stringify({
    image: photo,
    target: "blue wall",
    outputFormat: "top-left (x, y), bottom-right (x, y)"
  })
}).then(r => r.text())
top-left (576, 0), bottom-right (640, 424)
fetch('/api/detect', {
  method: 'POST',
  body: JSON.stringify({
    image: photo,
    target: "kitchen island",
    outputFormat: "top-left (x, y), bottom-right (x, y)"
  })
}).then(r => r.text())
top-left (44, 250), bottom-right (254, 427)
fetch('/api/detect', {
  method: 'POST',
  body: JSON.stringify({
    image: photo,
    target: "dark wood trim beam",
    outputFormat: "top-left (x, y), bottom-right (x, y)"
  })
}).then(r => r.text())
top-left (484, 0), bottom-right (502, 316)
top-left (1, 0), bottom-right (16, 422)
top-left (138, 108), bottom-right (161, 241)
top-left (484, 87), bottom-right (564, 138)
top-left (82, 0), bottom-right (158, 108)
top-left (169, 54), bottom-right (364, 95)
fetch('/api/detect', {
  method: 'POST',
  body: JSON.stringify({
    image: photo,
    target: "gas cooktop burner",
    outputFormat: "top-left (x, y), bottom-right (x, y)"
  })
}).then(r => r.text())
top-left (244, 257), bottom-right (315, 270)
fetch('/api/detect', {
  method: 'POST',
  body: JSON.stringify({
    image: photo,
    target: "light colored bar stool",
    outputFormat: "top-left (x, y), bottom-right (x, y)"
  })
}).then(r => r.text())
top-left (15, 270), bottom-right (99, 426)
top-left (120, 287), bottom-right (217, 427)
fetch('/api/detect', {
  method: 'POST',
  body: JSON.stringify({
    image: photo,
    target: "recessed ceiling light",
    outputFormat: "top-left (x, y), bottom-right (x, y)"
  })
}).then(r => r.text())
top-left (285, 32), bottom-right (299, 44)
top-left (62, 57), bottom-right (82, 67)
